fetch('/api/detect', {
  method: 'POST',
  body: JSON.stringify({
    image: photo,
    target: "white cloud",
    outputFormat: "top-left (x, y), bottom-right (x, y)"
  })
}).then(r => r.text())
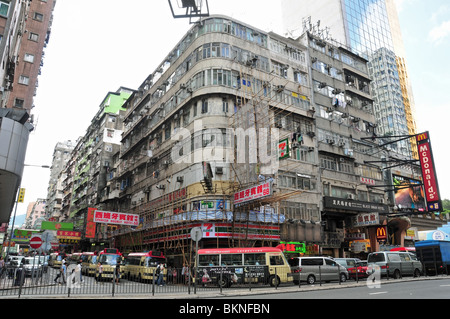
top-left (428, 20), bottom-right (450, 44)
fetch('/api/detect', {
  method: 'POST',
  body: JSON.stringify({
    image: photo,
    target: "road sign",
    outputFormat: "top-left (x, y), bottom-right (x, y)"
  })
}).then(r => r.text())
top-left (190, 227), bottom-right (203, 242)
top-left (30, 236), bottom-right (42, 249)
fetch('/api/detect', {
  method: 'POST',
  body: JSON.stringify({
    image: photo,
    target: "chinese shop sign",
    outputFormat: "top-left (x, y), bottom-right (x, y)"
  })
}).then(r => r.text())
top-left (94, 210), bottom-right (139, 227)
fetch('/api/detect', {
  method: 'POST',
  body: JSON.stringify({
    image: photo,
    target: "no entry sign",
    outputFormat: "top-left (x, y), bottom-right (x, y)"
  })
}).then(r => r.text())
top-left (30, 236), bottom-right (42, 249)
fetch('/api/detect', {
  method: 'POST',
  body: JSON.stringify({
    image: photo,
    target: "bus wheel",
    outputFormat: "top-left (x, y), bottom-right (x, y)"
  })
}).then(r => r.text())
top-left (269, 275), bottom-right (280, 287)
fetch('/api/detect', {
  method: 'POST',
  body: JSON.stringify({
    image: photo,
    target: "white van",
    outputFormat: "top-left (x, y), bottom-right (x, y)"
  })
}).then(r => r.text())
top-left (288, 257), bottom-right (348, 285)
top-left (367, 251), bottom-right (422, 278)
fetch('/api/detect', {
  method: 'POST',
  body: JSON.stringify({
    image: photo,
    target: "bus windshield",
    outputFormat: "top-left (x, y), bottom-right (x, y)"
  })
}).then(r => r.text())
top-left (99, 254), bottom-right (121, 265)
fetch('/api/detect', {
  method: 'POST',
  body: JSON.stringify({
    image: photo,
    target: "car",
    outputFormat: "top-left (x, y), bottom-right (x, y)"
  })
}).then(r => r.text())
top-left (367, 251), bottom-right (422, 279)
top-left (334, 258), bottom-right (361, 270)
top-left (21, 257), bottom-right (44, 277)
top-left (347, 260), bottom-right (369, 279)
top-left (288, 256), bottom-right (349, 285)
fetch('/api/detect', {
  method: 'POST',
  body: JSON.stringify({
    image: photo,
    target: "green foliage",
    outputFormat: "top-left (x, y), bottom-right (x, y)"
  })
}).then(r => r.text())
top-left (442, 199), bottom-right (450, 215)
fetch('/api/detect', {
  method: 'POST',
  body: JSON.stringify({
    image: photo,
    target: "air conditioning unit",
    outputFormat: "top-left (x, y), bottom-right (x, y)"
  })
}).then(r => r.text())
top-left (215, 167), bottom-right (223, 174)
top-left (276, 85), bottom-right (285, 93)
top-left (308, 147), bottom-right (314, 152)
top-left (347, 194), bottom-right (355, 200)
top-left (156, 184), bottom-right (165, 190)
top-left (176, 176), bottom-right (184, 182)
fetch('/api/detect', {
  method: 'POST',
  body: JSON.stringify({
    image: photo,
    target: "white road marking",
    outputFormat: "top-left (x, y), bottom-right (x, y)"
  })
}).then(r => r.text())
top-left (369, 291), bottom-right (388, 295)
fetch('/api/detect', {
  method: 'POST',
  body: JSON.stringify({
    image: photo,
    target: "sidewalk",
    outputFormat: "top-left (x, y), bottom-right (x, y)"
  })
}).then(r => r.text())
top-left (7, 275), bottom-right (447, 299)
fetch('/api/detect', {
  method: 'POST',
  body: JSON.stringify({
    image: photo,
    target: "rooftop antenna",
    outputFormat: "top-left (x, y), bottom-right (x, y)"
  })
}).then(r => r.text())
top-left (168, 0), bottom-right (210, 24)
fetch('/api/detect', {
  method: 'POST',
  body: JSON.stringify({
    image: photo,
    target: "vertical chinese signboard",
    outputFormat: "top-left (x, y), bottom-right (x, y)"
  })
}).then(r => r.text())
top-left (86, 207), bottom-right (96, 238)
top-left (416, 132), bottom-right (442, 212)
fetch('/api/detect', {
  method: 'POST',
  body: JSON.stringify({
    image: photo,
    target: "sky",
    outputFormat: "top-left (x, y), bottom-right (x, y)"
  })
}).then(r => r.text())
top-left (12, 0), bottom-right (450, 226)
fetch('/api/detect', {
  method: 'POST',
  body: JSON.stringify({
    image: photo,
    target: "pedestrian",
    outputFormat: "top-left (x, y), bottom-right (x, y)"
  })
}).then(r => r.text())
top-left (182, 263), bottom-right (189, 285)
top-left (77, 260), bottom-right (83, 283)
top-left (60, 261), bottom-right (67, 284)
top-left (156, 263), bottom-right (165, 286)
top-left (96, 262), bottom-right (103, 283)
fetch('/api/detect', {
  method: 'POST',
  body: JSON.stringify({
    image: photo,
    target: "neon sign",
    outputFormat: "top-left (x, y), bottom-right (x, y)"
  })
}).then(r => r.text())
top-left (277, 242), bottom-right (306, 254)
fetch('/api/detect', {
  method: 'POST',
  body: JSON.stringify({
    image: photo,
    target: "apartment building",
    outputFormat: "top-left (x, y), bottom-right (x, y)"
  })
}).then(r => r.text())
top-left (45, 140), bottom-right (75, 220)
top-left (86, 15), bottom-right (386, 264)
top-left (53, 88), bottom-right (132, 248)
top-left (0, 0), bottom-right (56, 225)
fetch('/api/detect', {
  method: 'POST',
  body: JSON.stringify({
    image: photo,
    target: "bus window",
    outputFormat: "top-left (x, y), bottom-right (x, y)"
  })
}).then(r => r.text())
top-left (145, 257), bottom-right (165, 267)
top-left (270, 255), bottom-right (285, 266)
top-left (244, 253), bottom-right (266, 265)
top-left (199, 254), bottom-right (219, 266)
top-left (221, 254), bottom-right (242, 266)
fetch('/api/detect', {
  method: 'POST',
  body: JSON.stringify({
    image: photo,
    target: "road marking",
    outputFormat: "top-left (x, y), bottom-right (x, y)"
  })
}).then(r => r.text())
top-left (369, 291), bottom-right (388, 295)
top-left (440, 285), bottom-right (450, 287)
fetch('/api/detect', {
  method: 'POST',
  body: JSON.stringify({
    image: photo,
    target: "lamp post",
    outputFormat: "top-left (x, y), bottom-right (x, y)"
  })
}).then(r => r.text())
top-left (3, 164), bottom-right (50, 262)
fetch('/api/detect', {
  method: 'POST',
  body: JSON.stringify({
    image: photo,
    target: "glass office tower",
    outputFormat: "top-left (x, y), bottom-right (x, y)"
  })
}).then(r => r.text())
top-left (281, 0), bottom-right (418, 158)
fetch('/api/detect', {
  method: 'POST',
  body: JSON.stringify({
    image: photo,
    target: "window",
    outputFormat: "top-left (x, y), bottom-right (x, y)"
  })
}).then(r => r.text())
top-left (28, 33), bottom-right (39, 42)
top-left (14, 98), bottom-right (25, 108)
top-left (222, 98), bottom-right (228, 113)
top-left (24, 53), bottom-right (35, 63)
top-left (18, 76), bottom-right (30, 85)
top-left (269, 255), bottom-right (284, 266)
top-left (0, 1), bottom-right (9, 17)
top-left (201, 99), bottom-right (208, 114)
top-left (33, 12), bottom-right (44, 22)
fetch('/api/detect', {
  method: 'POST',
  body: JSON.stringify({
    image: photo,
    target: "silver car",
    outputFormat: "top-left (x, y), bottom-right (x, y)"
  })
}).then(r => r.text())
top-left (367, 251), bottom-right (422, 279)
top-left (288, 256), bottom-right (348, 285)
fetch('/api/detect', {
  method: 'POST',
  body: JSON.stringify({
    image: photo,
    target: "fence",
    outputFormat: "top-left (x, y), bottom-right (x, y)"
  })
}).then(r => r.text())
top-left (1, 263), bottom-right (447, 298)
top-left (0, 264), bottom-right (294, 298)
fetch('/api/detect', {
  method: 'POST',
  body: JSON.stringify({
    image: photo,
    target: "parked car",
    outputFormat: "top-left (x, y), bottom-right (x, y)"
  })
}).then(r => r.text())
top-left (347, 261), bottom-right (369, 279)
top-left (367, 251), bottom-right (422, 279)
top-left (288, 256), bottom-right (348, 285)
top-left (334, 258), bottom-right (361, 270)
top-left (22, 257), bottom-right (44, 277)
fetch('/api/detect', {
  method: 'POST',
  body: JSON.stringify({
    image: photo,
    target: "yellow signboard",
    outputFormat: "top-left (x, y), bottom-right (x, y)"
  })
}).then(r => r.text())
top-left (17, 188), bottom-right (25, 203)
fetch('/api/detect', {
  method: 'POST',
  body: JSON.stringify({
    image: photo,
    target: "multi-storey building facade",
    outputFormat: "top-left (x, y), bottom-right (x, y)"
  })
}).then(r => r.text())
top-left (280, 0), bottom-right (418, 158)
top-left (45, 140), bottom-right (75, 220)
top-left (50, 15), bottom-right (435, 263)
top-left (50, 88), bottom-right (132, 247)
top-left (88, 15), bottom-right (386, 264)
top-left (0, 0), bottom-right (56, 225)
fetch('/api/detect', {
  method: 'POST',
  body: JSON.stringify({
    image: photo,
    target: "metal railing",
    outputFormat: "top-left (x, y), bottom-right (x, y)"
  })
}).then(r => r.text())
top-left (1, 263), bottom-right (448, 298)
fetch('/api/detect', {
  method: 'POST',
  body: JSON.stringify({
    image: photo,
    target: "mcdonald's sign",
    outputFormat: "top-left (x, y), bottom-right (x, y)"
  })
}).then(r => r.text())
top-left (376, 227), bottom-right (387, 240)
top-left (416, 132), bottom-right (442, 212)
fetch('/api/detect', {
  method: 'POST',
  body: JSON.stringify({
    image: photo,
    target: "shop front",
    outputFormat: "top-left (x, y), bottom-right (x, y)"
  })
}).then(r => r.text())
top-left (322, 196), bottom-right (389, 258)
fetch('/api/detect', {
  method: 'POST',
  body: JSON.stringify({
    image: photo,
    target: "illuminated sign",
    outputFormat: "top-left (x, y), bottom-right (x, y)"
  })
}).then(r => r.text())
top-left (376, 227), bottom-right (387, 240)
top-left (277, 242), bottom-right (306, 254)
top-left (392, 174), bottom-right (426, 210)
top-left (416, 132), bottom-right (442, 212)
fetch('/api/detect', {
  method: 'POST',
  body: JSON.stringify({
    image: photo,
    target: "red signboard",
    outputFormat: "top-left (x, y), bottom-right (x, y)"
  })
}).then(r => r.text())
top-left (85, 207), bottom-right (97, 239)
top-left (416, 132), bottom-right (442, 212)
top-left (376, 227), bottom-right (387, 240)
top-left (234, 182), bottom-right (272, 205)
top-left (94, 210), bottom-right (139, 227)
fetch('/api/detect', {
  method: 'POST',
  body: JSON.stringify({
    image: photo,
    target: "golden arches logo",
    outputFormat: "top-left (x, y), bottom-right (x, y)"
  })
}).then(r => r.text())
top-left (376, 227), bottom-right (387, 238)
top-left (416, 133), bottom-right (428, 142)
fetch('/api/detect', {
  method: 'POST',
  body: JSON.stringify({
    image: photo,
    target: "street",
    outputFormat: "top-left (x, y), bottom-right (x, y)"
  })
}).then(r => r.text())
top-left (214, 278), bottom-right (450, 299)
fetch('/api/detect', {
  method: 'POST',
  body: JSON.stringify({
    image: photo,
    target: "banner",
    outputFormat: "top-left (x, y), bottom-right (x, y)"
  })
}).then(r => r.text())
top-left (94, 210), bottom-right (139, 226)
top-left (416, 132), bottom-right (442, 212)
top-left (41, 221), bottom-right (73, 231)
top-left (234, 182), bottom-right (273, 205)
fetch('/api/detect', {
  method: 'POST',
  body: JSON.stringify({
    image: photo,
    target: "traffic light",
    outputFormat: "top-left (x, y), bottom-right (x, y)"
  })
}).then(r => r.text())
top-left (17, 188), bottom-right (25, 203)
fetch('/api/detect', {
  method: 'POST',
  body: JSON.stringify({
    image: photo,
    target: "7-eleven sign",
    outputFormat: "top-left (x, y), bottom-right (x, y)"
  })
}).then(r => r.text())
top-left (201, 223), bottom-right (215, 238)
